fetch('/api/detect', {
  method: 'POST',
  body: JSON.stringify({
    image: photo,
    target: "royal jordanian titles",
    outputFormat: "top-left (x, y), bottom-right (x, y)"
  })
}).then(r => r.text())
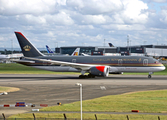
top-left (15, 32), bottom-right (166, 78)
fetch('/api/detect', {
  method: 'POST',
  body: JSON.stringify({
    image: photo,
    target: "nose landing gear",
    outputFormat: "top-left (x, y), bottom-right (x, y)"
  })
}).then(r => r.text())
top-left (148, 72), bottom-right (153, 78)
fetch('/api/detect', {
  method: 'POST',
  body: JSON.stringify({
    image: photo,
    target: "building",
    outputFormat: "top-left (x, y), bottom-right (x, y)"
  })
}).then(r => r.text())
top-left (59, 44), bottom-right (167, 57)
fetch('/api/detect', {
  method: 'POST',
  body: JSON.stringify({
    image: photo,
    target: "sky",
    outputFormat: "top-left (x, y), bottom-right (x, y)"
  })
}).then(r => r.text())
top-left (0, 0), bottom-right (167, 49)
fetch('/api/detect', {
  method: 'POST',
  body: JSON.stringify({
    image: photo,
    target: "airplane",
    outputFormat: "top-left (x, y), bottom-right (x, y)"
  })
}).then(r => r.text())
top-left (81, 53), bottom-right (90, 56)
top-left (14, 32), bottom-right (165, 78)
top-left (0, 54), bottom-right (10, 60)
top-left (0, 53), bottom-right (23, 63)
top-left (46, 45), bottom-right (54, 53)
top-left (46, 45), bottom-right (80, 56)
top-left (0, 54), bottom-right (10, 63)
top-left (108, 43), bottom-right (114, 47)
top-left (71, 48), bottom-right (80, 56)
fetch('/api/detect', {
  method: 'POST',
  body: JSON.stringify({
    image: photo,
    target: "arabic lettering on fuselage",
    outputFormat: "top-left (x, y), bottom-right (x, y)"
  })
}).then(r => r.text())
top-left (93, 58), bottom-right (142, 62)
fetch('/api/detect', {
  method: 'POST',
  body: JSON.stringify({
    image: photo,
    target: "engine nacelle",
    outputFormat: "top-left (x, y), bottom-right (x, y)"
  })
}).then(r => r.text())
top-left (89, 66), bottom-right (109, 77)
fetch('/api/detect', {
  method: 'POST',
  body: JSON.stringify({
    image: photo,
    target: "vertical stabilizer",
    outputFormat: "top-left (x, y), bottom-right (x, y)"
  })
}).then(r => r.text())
top-left (46, 45), bottom-right (54, 53)
top-left (71, 48), bottom-right (80, 56)
top-left (15, 32), bottom-right (44, 57)
top-left (108, 43), bottom-right (114, 47)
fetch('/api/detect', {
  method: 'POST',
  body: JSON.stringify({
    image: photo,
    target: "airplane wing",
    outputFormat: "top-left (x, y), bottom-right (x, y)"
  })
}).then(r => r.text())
top-left (14, 59), bottom-right (35, 63)
top-left (24, 57), bottom-right (110, 71)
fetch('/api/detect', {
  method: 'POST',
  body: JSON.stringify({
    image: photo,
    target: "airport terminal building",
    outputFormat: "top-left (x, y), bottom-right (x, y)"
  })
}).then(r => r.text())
top-left (58, 45), bottom-right (167, 57)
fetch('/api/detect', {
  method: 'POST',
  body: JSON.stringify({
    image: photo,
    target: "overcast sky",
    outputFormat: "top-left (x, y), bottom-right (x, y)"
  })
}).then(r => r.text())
top-left (0, 0), bottom-right (167, 49)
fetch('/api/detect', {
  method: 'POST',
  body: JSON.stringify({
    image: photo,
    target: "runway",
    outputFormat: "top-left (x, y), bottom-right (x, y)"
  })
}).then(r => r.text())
top-left (0, 74), bottom-right (167, 117)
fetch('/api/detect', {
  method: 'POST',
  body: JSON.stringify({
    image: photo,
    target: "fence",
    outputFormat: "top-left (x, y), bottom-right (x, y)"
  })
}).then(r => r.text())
top-left (0, 113), bottom-right (163, 120)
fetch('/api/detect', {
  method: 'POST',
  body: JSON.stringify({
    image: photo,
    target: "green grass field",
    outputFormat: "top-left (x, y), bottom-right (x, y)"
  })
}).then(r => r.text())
top-left (0, 63), bottom-right (167, 75)
top-left (0, 86), bottom-right (12, 92)
top-left (0, 86), bottom-right (19, 92)
top-left (9, 90), bottom-right (167, 119)
top-left (0, 63), bottom-right (79, 74)
top-left (9, 113), bottom-right (167, 120)
top-left (40, 90), bottom-right (167, 113)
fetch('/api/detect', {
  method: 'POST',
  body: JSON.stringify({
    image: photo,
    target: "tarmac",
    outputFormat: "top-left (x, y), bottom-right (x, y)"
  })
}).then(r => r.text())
top-left (0, 74), bottom-right (167, 117)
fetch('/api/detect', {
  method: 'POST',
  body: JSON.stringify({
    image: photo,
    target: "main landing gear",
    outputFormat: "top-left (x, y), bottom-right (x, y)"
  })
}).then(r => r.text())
top-left (79, 74), bottom-right (95, 78)
top-left (148, 72), bottom-right (153, 78)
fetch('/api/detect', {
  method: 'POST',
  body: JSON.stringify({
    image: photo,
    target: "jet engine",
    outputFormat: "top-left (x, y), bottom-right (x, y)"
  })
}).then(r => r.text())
top-left (89, 66), bottom-right (109, 77)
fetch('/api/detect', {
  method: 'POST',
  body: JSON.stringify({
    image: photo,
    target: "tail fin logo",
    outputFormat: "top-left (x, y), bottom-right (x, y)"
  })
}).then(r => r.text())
top-left (23, 45), bottom-right (31, 51)
top-left (74, 52), bottom-right (78, 56)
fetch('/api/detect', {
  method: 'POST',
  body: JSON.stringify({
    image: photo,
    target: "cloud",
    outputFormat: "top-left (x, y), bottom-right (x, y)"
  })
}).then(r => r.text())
top-left (66, 0), bottom-right (123, 15)
top-left (160, 9), bottom-right (167, 24)
top-left (0, 0), bottom-right (65, 15)
top-left (0, 0), bottom-right (167, 48)
top-left (15, 11), bottom-right (74, 26)
top-left (81, 15), bottom-right (106, 24)
top-left (120, 0), bottom-right (148, 24)
top-left (102, 24), bottom-right (146, 31)
top-left (151, 0), bottom-right (167, 2)
top-left (67, 0), bottom-right (149, 25)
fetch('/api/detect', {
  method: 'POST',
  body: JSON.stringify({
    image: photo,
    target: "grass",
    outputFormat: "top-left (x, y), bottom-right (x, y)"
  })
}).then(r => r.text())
top-left (124, 69), bottom-right (167, 75)
top-left (9, 90), bottom-right (167, 119)
top-left (8, 113), bottom-right (167, 120)
top-left (40, 90), bottom-right (167, 113)
top-left (0, 63), bottom-right (79, 74)
top-left (0, 63), bottom-right (167, 75)
top-left (0, 86), bottom-right (12, 92)
top-left (0, 86), bottom-right (19, 92)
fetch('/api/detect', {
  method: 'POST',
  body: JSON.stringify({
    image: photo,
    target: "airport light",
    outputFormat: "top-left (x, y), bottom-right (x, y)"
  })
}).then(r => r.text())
top-left (11, 39), bottom-right (13, 54)
top-left (104, 39), bottom-right (105, 54)
top-left (75, 83), bottom-right (82, 120)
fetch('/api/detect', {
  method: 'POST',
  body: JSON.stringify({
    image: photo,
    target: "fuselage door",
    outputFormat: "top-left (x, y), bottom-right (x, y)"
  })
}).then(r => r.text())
top-left (72, 59), bottom-right (76, 63)
top-left (118, 59), bottom-right (122, 66)
top-left (143, 59), bottom-right (148, 66)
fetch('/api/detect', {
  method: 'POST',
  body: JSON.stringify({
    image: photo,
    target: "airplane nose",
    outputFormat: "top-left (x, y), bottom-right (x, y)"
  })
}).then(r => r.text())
top-left (162, 65), bottom-right (166, 71)
top-left (152, 63), bottom-right (166, 72)
top-left (160, 63), bottom-right (166, 71)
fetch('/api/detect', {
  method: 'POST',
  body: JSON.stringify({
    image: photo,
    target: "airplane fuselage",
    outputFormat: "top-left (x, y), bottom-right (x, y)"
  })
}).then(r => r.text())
top-left (19, 55), bottom-right (165, 73)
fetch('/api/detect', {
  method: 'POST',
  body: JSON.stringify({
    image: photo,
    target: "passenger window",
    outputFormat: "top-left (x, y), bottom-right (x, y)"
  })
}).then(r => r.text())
top-left (72, 59), bottom-right (76, 63)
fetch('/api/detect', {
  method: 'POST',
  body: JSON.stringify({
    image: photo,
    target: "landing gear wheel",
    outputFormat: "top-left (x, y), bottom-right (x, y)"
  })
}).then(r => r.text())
top-left (148, 75), bottom-right (151, 78)
top-left (88, 74), bottom-right (95, 78)
top-left (84, 75), bottom-right (88, 78)
top-left (79, 75), bottom-right (87, 79)
top-left (148, 72), bottom-right (153, 79)
top-left (79, 75), bottom-right (84, 78)
top-left (79, 74), bottom-right (95, 79)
